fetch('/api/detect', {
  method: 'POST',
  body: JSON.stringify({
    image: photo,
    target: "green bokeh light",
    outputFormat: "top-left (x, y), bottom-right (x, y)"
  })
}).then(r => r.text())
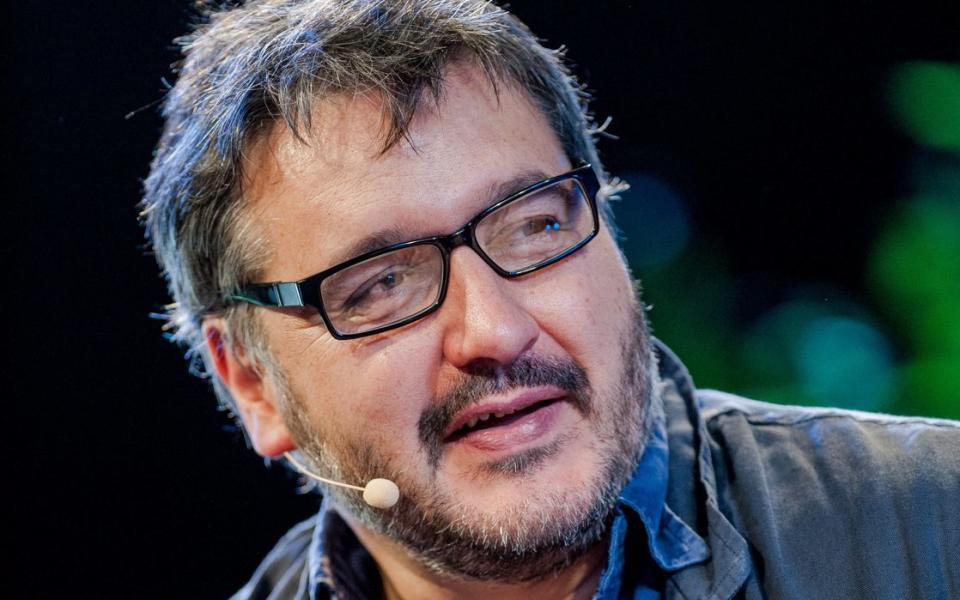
top-left (795, 317), bottom-right (895, 412)
top-left (888, 62), bottom-right (960, 150)
top-left (869, 195), bottom-right (960, 419)
top-left (737, 297), bottom-right (896, 412)
top-left (869, 196), bottom-right (960, 356)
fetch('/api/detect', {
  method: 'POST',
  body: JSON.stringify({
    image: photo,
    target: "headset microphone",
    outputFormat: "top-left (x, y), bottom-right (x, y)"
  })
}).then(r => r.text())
top-left (284, 452), bottom-right (400, 509)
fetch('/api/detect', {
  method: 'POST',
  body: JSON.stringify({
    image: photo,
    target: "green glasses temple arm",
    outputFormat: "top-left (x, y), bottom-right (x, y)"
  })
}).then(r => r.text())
top-left (230, 282), bottom-right (305, 307)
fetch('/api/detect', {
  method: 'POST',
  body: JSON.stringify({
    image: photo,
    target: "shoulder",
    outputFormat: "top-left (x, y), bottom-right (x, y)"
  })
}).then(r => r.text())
top-left (699, 389), bottom-right (959, 431)
top-left (692, 392), bottom-right (960, 594)
top-left (697, 389), bottom-right (960, 531)
top-left (697, 389), bottom-right (960, 473)
top-left (230, 517), bottom-right (315, 600)
top-left (698, 390), bottom-right (959, 455)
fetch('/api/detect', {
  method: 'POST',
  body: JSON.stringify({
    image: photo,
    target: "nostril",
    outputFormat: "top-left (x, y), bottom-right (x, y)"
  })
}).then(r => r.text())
top-left (461, 357), bottom-right (502, 377)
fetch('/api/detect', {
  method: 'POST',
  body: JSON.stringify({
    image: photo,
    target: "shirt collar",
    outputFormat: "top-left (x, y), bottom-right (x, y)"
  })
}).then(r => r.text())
top-left (617, 400), bottom-right (710, 572)
top-left (593, 371), bottom-right (710, 599)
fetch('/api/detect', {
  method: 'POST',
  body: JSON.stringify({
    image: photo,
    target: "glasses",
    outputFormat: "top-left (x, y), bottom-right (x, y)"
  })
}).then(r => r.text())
top-left (229, 164), bottom-right (601, 339)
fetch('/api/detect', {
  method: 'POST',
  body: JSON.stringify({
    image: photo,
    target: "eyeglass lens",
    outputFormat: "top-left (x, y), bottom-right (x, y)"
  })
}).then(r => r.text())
top-left (320, 244), bottom-right (445, 335)
top-left (319, 177), bottom-right (593, 335)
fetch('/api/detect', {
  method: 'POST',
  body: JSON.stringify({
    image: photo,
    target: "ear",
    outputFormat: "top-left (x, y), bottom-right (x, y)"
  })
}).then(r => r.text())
top-left (203, 318), bottom-right (296, 458)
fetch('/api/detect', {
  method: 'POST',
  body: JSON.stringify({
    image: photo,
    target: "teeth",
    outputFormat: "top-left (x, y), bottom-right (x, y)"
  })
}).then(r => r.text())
top-left (461, 407), bottom-right (521, 432)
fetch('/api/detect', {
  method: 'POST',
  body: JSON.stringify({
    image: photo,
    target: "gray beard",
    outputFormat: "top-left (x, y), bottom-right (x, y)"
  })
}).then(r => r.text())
top-left (277, 305), bottom-right (659, 583)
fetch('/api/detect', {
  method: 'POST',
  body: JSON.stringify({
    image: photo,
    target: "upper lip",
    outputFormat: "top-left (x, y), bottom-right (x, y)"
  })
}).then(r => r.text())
top-left (442, 386), bottom-right (567, 441)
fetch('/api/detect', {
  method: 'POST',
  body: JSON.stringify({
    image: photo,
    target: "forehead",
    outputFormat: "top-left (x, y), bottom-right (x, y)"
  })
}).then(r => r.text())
top-left (243, 61), bottom-right (569, 281)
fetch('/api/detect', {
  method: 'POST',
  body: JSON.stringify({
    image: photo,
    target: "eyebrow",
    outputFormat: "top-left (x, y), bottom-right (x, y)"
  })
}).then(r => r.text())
top-left (330, 227), bottom-right (410, 267)
top-left (485, 169), bottom-right (552, 207)
top-left (327, 168), bottom-right (553, 267)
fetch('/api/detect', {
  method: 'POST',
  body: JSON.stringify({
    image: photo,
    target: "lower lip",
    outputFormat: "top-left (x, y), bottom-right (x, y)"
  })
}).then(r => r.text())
top-left (447, 400), bottom-right (565, 453)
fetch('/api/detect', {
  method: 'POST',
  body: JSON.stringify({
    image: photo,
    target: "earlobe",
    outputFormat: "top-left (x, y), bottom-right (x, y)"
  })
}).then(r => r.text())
top-left (202, 319), bottom-right (296, 458)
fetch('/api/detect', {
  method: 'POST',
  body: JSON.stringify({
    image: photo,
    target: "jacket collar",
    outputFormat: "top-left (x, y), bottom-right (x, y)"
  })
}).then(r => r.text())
top-left (656, 340), bottom-right (752, 600)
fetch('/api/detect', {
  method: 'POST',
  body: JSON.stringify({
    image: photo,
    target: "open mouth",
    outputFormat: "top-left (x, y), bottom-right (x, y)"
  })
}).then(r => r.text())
top-left (443, 398), bottom-right (560, 444)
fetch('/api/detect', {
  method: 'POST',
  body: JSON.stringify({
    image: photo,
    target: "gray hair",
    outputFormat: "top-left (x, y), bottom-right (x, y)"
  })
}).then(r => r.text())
top-left (141, 0), bottom-right (620, 416)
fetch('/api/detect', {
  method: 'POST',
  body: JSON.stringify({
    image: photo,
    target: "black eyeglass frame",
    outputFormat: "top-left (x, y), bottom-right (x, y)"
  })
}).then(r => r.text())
top-left (229, 164), bottom-right (601, 340)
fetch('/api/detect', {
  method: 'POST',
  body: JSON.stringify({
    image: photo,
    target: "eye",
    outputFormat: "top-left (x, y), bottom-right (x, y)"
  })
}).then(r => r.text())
top-left (343, 268), bottom-right (405, 309)
top-left (319, 244), bottom-right (445, 334)
top-left (523, 216), bottom-right (563, 236)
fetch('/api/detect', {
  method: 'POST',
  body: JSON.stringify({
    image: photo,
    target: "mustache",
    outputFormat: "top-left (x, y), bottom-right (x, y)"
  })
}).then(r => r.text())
top-left (417, 355), bottom-right (592, 469)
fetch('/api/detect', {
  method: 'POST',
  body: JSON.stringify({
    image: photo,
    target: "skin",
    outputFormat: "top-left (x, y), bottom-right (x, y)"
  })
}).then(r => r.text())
top-left (205, 61), bottom-right (646, 600)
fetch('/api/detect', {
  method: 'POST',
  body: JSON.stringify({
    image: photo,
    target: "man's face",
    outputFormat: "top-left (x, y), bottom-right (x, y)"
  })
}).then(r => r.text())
top-left (242, 62), bottom-right (655, 580)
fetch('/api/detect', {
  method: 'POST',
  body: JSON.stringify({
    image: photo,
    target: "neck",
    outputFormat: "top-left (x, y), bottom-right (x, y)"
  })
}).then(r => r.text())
top-left (338, 508), bottom-right (608, 600)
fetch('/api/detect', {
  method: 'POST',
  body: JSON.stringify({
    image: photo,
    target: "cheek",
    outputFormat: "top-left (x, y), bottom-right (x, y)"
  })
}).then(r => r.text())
top-left (265, 315), bottom-right (433, 440)
top-left (531, 233), bottom-right (633, 350)
top-left (348, 345), bottom-right (431, 426)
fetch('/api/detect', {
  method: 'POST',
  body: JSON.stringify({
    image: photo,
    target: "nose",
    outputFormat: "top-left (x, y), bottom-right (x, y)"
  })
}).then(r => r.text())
top-left (440, 247), bottom-right (540, 371)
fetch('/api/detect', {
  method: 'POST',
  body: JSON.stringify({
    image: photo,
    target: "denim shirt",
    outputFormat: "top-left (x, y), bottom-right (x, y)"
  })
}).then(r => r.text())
top-left (232, 341), bottom-right (960, 600)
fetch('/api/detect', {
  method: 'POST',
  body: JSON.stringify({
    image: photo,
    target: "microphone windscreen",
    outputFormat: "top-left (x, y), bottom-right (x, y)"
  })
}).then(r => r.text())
top-left (363, 478), bottom-right (400, 508)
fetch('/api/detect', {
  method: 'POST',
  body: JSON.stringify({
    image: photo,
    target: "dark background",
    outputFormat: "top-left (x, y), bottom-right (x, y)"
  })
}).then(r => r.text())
top-left (8, 2), bottom-right (957, 597)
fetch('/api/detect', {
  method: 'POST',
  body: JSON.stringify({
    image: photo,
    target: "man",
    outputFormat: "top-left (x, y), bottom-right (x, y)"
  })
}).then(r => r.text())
top-left (142, 1), bottom-right (959, 598)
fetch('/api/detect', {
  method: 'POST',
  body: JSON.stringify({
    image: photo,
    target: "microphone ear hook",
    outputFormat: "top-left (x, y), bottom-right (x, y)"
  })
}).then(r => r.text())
top-left (283, 452), bottom-right (400, 509)
top-left (283, 452), bottom-right (365, 491)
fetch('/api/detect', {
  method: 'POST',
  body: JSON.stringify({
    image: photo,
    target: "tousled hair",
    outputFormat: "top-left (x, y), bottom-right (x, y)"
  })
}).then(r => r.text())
top-left (141, 0), bottom-right (621, 417)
